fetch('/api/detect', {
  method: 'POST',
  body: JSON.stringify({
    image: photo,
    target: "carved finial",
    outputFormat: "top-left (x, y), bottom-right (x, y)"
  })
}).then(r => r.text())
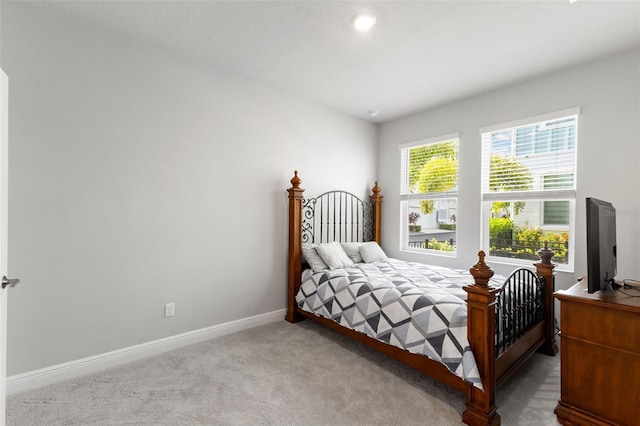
top-left (290, 170), bottom-right (301, 189)
top-left (469, 250), bottom-right (494, 287)
top-left (371, 181), bottom-right (381, 196)
top-left (537, 241), bottom-right (554, 265)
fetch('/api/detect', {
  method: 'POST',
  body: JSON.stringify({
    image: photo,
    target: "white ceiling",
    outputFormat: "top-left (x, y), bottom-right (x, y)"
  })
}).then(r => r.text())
top-left (23, 0), bottom-right (640, 123)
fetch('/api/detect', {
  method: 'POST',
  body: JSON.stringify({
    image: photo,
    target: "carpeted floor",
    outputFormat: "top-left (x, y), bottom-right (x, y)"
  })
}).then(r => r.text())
top-left (7, 320), bottom-right (561, 425)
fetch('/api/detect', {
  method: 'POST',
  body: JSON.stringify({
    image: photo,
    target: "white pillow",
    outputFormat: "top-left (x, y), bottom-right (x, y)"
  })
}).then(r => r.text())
top-left (302, 244), bottom-right (328, 272)
top-left (315, 242), bottom-right (355, 270)
top-left (341, 242), bottom-right (364, 263)
top-left (359, 241), bottom-right (388, 263)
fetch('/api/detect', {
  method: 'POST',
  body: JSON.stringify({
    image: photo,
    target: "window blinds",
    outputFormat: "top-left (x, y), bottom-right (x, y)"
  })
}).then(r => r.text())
top-left (481, 110), bottom-right (578, 201)
top-left (400, 136), bottom-right (459, 200)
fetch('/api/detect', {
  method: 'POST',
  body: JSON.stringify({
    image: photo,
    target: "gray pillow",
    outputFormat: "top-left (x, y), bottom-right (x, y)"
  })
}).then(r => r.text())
top-left (359, 241), bottom-right (388, 263)
top-left (341, 242), bottom-right (364, 263)
top-left (315, 242), bottom-right (355, 270)
top-left (302, 243), bottom-right (328, 272)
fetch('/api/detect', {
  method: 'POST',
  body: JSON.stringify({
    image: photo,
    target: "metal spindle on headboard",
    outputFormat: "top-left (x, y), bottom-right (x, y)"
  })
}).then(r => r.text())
top-left (302, 190), bottom-right (374, 244)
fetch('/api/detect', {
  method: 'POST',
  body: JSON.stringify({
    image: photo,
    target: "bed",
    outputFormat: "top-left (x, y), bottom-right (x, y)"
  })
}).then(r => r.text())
top-left (285, 171), bottom-right (558, 426)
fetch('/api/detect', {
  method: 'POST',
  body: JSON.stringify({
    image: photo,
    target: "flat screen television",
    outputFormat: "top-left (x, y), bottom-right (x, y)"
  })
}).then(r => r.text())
top-left (586, 197), bottom-right (617, 294)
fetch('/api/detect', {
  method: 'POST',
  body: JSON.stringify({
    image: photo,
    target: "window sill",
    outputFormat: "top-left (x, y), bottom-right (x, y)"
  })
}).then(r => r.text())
top-left (485, 255), bottom-right (574, 274)
top-left (400, 247), bottom-right (457, 258)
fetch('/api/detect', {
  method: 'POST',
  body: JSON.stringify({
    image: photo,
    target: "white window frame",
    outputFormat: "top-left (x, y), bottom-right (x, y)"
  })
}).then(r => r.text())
top-left (480, 108), bottom-right (579, 271)
top-left (399, 133), bottom-right (459, 257)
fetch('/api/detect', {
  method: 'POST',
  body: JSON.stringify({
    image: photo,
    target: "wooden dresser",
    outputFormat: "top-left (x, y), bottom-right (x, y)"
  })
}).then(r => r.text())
top-left (554, 279), bottom-right (640, 425)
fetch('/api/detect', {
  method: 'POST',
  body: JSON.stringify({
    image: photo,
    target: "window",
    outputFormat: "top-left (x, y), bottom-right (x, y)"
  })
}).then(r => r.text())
top-left (480, 108), bottom-right (579, 267)
top-left (400, 134), bottom-right (458, 254)
top-left (543, 174), bottom-right (573, 225)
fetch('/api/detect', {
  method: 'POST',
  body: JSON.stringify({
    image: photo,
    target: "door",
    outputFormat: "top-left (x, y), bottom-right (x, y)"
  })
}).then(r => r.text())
top-left (1, 68), bottom-right (9, 426)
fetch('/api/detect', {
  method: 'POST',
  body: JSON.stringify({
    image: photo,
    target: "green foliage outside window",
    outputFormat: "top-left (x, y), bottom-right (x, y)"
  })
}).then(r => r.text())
top-left (489, 155), bottom-right (534, 217)
top-left (489, 155), bottom-right (534, 192)
top-left (489, 217), bottom-right (514, 239)
top-left (438, 223), bottom-right (456, 230)
top-left (408, 142), bottom-right (457, 189)
top-left (426, 238), bottom-right (455, 252)
top-left (410, 146), bottom-right (533, 216)
top-left (409, 142), bottom-right (458, 215)
top-left (417, 157), bottom-right (458, 214)
top-left (515, 226), bottom-right (543, 248)
top-left (489, 217), bottom-right (569, 264)
top-left (407, 142), bottom-right (558, 256)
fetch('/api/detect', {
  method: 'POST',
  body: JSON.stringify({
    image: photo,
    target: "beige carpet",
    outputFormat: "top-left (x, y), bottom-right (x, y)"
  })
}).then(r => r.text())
top-left (7, 320), bottom-right (561, 425)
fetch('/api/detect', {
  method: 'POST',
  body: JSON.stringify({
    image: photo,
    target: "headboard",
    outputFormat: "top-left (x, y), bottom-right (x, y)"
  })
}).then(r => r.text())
top-left (302, 190), bottom-right (374, 244)
top-left (286, 171), bottom-right (383, 322)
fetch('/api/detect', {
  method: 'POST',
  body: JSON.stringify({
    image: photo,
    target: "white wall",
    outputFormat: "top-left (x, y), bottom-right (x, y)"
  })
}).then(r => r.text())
top-left (378, 48), bottom-right (640, 291)
top-left (3, 1), bottom-right (637, 381)
top-left (0, 3), bottom-right (377, 376)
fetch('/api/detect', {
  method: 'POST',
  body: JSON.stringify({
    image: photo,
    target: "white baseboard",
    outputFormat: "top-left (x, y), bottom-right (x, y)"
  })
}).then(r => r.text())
top-left (7, 308), bottom-right (286, 394)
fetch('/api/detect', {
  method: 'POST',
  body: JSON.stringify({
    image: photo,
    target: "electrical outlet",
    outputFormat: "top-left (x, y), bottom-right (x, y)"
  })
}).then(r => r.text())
top-left (164, 302), bottom-right (175, 317)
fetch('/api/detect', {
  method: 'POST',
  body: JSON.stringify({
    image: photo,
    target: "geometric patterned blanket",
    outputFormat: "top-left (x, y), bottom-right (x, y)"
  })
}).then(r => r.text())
top-left (296, 259), bottom-right (506, 390)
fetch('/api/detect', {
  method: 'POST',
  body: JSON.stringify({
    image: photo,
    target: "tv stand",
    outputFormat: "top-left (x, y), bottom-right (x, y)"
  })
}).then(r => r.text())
top-left (554, 279), bottom-right (640, 425)
top-left (590, 282), bottom-right (617, 296)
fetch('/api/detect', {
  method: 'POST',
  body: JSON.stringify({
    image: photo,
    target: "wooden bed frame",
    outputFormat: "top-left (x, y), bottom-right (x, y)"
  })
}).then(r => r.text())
top-left (285, 171), bottom-right (558, 426)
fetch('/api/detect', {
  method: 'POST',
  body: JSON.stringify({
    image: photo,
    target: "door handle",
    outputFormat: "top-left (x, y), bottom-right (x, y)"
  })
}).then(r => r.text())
top-left (2, 276), bottom-right (20, 289)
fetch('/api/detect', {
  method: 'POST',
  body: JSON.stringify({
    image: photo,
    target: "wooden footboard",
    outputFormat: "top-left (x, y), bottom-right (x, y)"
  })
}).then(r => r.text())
top-left (285, 171), bottom-right (556, 426)
top-left (462, 249), bottom-right (557, 425)
top-left (494, 245), bottom-right (558, 385)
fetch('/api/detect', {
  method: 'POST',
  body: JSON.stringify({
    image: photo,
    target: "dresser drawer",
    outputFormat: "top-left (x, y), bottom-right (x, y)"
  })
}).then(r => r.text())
top-left (560, 299), bottom-right (640, 353)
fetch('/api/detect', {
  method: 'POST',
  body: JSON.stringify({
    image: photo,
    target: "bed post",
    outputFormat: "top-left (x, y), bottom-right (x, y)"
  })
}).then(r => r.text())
top-left (463, 251), bottom-right (500, 426)
top-left (369, 181), bottom-right (383, 244)
top-left (535, 243), bottom-right (558, 356)
top-left (286, 171), bottom-right (304, 323)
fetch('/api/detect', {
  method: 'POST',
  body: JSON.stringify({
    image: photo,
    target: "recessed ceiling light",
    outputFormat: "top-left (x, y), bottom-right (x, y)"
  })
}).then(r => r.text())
top-left (352, 13), bottom-right (376, 31)
top-left (368, 109), bottom-right (380, 117)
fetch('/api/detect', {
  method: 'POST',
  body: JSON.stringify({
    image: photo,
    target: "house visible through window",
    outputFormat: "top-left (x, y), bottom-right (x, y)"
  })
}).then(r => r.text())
top-left (480, 108), bottom-right (579, 267)
top-left (400, 134), bottom-right (458, 254)
top-left (515, 118), bottom-right (576, 156)
top-left (543, 174), bottom-right (573, 225)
